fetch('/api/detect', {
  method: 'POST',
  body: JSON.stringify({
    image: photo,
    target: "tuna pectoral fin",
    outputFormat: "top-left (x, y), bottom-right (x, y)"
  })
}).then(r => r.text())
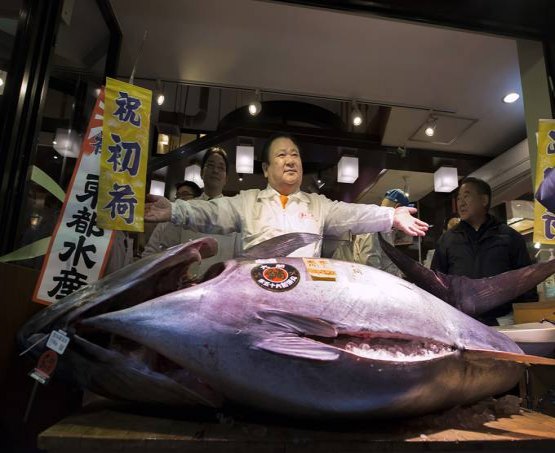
top-left (257, 309), bottom-right (338, 337)
top-left (378, 234), bottom-right (555, 317)
top-left (463, 349), bottom-right (555, 366)
top-left (253, 335), bottom-right (339, 361)
top-left (241, 233), bottom-right (321, 258)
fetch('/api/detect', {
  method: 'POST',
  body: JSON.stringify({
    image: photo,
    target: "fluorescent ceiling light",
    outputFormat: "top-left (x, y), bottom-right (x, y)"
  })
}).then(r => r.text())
top-left (236, 145), bottom-right (254, 174)
top-left (184, 164), bottom-right (204, 189)
top-left (150, 180), bottom-right (165, 196)
top-left (337, 156), bottom-right (359, 183)
top-left (434, 166), bottom-right (458, 193)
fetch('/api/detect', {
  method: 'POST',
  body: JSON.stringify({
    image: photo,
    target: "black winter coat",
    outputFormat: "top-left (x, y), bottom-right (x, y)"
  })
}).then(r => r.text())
top-left (431, 215), bottom-right (537, 325)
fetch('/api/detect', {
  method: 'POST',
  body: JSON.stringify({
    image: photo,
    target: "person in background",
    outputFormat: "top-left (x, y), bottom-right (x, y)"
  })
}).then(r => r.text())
top-left (175, 180), bottom-right (202, 201)
top-left (145, 134), bottom-right (428, 257)
top-left (333, 189), bottom-right (410, 277)
top-left (431, 177), bottom-right (537, 325)
top-left (444, 213), bottom-right (460, 232)
top-left (142, 147), bottom-right (240, 275)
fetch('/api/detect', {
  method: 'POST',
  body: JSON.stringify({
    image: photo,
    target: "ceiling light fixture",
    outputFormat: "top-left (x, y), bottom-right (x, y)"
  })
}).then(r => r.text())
top-left (402, 176), bottom-right (410, 198)
top-left (149, 180), bottom-right (166, 196)
top-left (53, 128), bottom-right (81, 158)
top-left (159, 133), bottom-right (169, 146)
top-left (0, 77), bottom-right (4, 87)
top-left (248, 89), bottom-right (262, 116)
top-left (351, 101), bottom-right (363, 127)
top-left (184, 164), bottom-right (204, 189)
top-left (337, 156), bottom-right (359, 183)
top-left (434, 166), bottom-right (458, 193)
top-left (503, 92), bottom-right (520, 103)
top-left (236, 145), bottom-right (254, 174)
top-left (156, 79), bottom-right (165, 106)
top-left (424, 116), bottom-right (437, 137)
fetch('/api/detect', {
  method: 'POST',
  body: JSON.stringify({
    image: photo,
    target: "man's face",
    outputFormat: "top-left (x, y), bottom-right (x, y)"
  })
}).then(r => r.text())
top-left (456, 183), bottom-right (488, 222)
top-left (201, 153), bottom-right (227, 194)
top-left (176, 185), bottom-right (196, 201)
top-left (263, 137), bottom-right (303, 195)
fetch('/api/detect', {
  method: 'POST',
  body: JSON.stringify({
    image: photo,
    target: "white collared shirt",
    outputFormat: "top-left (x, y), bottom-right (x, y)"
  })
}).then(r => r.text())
top-left (171, 185), bottom-right (394, 257)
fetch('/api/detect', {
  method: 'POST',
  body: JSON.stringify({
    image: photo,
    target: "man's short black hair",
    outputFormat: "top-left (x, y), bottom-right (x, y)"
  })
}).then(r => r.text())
top-left (459, 177), bottom-right (492, 211)
top-left (201, 147), bottom-right (229, 174)
top-left (260, 134), bottom-right (302, 164)
top-left (175, 180), bottom-right (202, 198)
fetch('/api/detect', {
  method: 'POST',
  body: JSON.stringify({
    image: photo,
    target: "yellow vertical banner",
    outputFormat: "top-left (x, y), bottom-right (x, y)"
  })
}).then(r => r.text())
top-left (533, 119), bottom-right (555, 245)
top-left (98, 77), bottom-right (151, 232)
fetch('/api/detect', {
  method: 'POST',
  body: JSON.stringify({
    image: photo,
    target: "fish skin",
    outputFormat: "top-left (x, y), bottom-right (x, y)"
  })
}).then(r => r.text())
top-left (19, 236), bottom-right (554, 418)
top-left (81, 251), bottom-right (525, 418)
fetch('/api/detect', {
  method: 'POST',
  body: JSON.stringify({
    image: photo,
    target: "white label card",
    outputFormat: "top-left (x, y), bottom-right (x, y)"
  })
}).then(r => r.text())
top-left (46, 330), bottom-right (70, 355)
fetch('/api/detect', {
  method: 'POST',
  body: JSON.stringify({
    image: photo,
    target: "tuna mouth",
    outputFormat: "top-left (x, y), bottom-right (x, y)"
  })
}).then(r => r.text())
top-left (18, 238), bottom-right (227, 406)
top-left (330, 334), bottom-right (456, 362)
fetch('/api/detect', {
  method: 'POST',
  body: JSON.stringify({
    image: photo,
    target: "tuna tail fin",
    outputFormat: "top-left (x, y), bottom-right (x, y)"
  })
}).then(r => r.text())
top-left (464, 348), bottom-right (555, 366)
top-left (241, 233), bottom-right (321, 258)
top-left (378, 233), bottom-right (555, 317)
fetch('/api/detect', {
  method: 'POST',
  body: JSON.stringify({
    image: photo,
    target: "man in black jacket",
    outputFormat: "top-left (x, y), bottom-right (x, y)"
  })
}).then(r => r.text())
top-left (431, 177), bottom-right (537, 325)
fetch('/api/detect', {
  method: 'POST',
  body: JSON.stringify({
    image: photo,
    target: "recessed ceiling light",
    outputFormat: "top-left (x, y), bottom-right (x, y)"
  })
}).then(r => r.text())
top-left (503, 92), bottom-right (520, 103)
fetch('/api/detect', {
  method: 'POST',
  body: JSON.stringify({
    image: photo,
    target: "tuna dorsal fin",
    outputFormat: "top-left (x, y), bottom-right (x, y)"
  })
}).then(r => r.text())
top-left (241, 233), bottom-right (321, 258)
top-left (463, 348), bottom-right (555, 366)
top-left (378, 233), bottom-right (555, 317)
top-left (253, 335), bottom-right (340, 361)
top-left (257, 309), bottom-right (338, 337)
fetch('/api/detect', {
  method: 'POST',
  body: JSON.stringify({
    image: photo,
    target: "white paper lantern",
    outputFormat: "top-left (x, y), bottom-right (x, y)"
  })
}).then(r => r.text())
top-left (236, 145), bottom-right (254, 174)
top-left (184, 164), bottom-right (204, 189)
top-left (434, 167), bottom-right (458, 193)
top-left (337, 156), bottom-right (359, 183)
top-left (53, 128), bottom-right (81, 158)
top-left (149, 180), bottom-right (165, 196)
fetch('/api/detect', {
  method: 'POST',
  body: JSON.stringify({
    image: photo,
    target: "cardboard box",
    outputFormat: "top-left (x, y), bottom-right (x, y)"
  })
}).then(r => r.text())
top-left (513, 300), bottom-right (555, 324)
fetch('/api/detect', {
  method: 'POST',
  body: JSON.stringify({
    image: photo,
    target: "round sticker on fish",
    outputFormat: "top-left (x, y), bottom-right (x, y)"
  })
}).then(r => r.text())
top-left (251, 263), bottom-right (300, 292)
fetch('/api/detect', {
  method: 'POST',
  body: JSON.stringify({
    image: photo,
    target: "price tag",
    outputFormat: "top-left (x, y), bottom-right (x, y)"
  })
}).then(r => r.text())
top-left (46, 330), bottom-right (70, 355)
top-left (303, 258), bottom-right (337, 281)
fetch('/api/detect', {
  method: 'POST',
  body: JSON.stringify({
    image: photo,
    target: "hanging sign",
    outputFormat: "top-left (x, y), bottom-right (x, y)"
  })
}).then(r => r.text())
top-left (534, 119), bottom-right (555, 245)
top-left (33, 89), bottom-right (115, 305)
top-left (97, 77), bottom-right (151, 232)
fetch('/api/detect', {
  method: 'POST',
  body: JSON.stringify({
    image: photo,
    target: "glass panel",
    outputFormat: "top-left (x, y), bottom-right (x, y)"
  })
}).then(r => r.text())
top-left (14, 0), bottom-right (110, 268)
top-left (0, 3), bottom-right (22, 113)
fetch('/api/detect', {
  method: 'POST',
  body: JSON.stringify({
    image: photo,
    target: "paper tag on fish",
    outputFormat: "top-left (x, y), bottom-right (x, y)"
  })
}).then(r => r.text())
top-left (303, 258), bottom-right (337, 281)
top-left (46, 330), bottom-right (70, 355)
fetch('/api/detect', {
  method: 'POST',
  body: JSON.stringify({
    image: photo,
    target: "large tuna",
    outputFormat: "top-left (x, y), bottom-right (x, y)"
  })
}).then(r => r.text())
top-left (18, 234), bottom-right (555, 418)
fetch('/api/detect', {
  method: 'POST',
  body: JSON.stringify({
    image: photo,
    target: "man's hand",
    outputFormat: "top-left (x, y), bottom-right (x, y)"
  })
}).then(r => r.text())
top-left (393, 207), bottom-right (429, 236)
top-left (145, 194), bottom-right (172, 222)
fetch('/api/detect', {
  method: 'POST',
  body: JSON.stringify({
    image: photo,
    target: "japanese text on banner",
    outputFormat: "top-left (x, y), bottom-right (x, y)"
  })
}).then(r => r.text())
top-left (33, 90), bottom-right (115, 305)
top-left (98, 78), bottom-right (151, 232)
top-left (534, 119), bottom-right (555, 245)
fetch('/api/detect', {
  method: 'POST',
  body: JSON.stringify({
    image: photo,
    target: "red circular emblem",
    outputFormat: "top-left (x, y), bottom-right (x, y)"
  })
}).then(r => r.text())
top-left (262, 267), bottom-right (289, 283)
top-left (251, 263), bottom-right (300, 292)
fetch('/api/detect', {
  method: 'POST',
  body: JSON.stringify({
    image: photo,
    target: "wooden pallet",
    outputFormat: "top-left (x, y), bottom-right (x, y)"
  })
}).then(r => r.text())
top-left (39, 405), bottom-right (555, 453)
